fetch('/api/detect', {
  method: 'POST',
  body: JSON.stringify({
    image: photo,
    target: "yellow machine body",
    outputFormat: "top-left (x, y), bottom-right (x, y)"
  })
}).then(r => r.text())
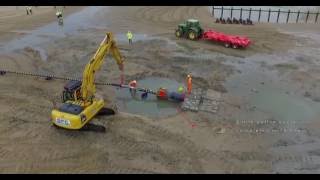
top-left (51, 99), bottom-right (104, 129)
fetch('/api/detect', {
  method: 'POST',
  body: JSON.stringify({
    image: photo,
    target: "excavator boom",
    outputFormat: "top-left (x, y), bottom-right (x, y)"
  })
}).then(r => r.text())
top-left (81, 33), bottom-right (124, 104)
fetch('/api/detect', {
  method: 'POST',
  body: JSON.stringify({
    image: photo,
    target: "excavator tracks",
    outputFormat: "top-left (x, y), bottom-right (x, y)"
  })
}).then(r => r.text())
top-left (53, 123), bottom-right (106, 133)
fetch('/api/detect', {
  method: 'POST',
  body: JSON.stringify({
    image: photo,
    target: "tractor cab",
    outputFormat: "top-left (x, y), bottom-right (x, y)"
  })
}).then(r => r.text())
top-left (186, 19), bottom-right (200, 28)
top-left (175, 19), bottom-right (204, 40)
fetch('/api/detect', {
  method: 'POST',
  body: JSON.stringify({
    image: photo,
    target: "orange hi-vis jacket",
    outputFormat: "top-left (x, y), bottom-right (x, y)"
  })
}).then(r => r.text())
top-left (187, 77), bottom-right (192, 87)
top-left (187, 76), bottom-right (192, 93)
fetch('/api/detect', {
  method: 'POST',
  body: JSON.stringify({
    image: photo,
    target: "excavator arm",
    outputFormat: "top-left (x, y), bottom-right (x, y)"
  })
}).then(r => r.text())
top-left (81, 32), bottom-right (124, 105)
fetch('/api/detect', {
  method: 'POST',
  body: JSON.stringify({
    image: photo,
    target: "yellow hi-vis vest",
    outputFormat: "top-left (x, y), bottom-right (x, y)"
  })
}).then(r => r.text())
top-left (127, 32), bottom-right (133, 40)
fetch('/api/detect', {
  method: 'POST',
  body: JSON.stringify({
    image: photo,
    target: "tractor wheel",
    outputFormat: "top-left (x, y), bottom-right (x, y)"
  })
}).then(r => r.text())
top-left (224, 43), bottom-right (231, 48)
top-left (175, 30), bottom-right (182, 38)
top-left (232, 44), bottom-right (238, 49)
top-left (188, 30), bottom-right (197, 40)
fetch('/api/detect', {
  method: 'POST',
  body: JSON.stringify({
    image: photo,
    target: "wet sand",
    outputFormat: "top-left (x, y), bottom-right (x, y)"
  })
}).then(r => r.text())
top-left (0, 6), bottom-right (84, 42)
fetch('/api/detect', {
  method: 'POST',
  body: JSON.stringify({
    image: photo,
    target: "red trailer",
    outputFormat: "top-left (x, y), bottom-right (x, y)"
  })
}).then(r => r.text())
top-left (201, 30), bottom-right (251, 49)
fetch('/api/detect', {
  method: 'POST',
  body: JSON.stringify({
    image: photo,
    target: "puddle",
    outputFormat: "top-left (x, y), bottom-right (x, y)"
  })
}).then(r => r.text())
top-left (224, 54), bottom-right (320, 123)
top-left (0, 6), bottom-right (180, 62)
top-left (0, 6), bottom-right (108, 61)
top-left (248, 80), bottom-right (317, 123)
top-left (115, 77), bottom-right (184, 119)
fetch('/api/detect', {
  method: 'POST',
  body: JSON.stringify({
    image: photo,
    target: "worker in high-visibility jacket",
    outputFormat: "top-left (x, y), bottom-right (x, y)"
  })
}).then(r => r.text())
top-left (187, 74), bottom-right (192, 95)
top-left (56, 10), bottom-right (63, 19)
top-left (126, 31), bottom-right (133, 45)
top-left (26, 6), bottom-right (32, 15)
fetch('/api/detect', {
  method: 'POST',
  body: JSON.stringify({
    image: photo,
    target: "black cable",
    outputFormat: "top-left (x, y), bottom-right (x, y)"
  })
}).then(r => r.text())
top-left (0, 69), bottom-right (157, 95)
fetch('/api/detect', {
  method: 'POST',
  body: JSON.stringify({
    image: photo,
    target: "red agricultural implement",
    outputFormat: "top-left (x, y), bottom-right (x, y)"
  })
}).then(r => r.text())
top-left (201, 30), bottom-right (251, 49)
top-left (175, 19), bottom-right (251, 49)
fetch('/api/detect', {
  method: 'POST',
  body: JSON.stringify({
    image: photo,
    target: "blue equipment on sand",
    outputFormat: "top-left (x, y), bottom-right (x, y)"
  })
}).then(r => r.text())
top-left (168, 92), bottom-right (185, 102)
top-left (141, 92), bottom-right (148, 100)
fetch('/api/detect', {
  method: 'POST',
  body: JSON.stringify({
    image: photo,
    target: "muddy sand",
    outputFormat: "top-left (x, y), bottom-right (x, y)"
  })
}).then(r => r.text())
top-left (0, 6), bottom-right (320, 173)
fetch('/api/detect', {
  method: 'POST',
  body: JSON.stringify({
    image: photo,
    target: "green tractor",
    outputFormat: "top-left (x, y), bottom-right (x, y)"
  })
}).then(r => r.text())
top-left (175, 19), bottom-right (204, 40)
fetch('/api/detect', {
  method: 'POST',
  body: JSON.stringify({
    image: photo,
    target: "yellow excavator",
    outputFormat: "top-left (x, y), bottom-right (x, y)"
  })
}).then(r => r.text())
top-left (51, 32), bottom-right (124, 130)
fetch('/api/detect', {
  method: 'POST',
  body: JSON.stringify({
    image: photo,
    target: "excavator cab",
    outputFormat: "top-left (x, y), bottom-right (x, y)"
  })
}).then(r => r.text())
top-left (62, 80), bottom-right (82, 102)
